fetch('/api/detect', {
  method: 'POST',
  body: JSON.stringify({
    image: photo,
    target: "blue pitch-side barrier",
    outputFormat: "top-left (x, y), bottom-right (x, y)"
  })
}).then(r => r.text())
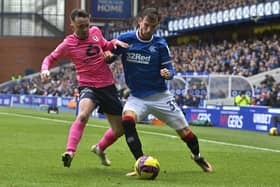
top-left (0, 94), bottom-right (105, 119)
top-left (184, 105), bottom-right (280, 133)
top-left (0, 94), bottom-right (279, 133)
top-left (0, 94), bottom-right (72, 108)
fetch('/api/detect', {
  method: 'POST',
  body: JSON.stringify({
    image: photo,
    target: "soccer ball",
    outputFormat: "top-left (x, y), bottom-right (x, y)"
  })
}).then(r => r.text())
top-left (269, 127), bottom-right (278, 136)
top-left (134, 155), bottom-right (160, 180)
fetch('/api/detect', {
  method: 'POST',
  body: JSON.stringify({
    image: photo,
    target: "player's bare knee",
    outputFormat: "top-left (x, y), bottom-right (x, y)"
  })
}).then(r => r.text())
top-left (77, 113), bottom-right (89, 123)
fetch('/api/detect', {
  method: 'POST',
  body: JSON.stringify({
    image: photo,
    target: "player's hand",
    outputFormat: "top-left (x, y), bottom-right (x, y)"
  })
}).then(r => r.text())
top-left (41, 70), bottom-right (50, 82)
top-left (113, 40), bottom-right (129, 49)
top-left (160, 68), bottom-right (171, 79)
top-left (103, 51), bottom-right (115, 62)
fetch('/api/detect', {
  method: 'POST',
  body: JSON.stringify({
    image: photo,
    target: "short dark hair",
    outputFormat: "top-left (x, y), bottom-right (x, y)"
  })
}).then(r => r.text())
top-left (70, 9), bottom-right (89, 22)
top-left (138, 8), bottom-right (161, 23)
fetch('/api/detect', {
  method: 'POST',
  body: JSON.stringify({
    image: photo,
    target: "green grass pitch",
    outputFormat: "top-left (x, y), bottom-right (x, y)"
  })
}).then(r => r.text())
top-left (0, 106), bottom-right (279, 187)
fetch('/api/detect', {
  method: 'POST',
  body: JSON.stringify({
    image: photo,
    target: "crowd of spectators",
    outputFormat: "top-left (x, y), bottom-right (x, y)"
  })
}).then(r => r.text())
top-left (0, 65), bottom-right (77, 98)
top-left (1, 32), bottom-right (280, 107)
top-left (1, 32), bottom-right (280, 108)
top-left (251, 74), bottom-right (280, 107)
top-left (109, 0), bottom-right (270, 32)
top-left (142, 0), bottom-right (264, 20)
top-left (1, 0), bottom-right (280, 108)
top-left (171, 33), bottom-right (280, 77)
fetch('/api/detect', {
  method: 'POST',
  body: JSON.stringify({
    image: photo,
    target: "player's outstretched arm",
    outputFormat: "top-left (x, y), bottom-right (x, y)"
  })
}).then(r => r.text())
top-left (112, 39), bottom-right (129, 49)
top-left (40, 41), bottom-right (68, 82)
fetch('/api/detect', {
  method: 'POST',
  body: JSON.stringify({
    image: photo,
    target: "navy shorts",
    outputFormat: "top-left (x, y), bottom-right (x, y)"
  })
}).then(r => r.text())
top-left (78, 85), bottom-right (123, 115)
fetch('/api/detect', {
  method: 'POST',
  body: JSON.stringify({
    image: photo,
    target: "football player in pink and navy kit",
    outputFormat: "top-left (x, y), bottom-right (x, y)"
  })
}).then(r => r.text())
top-left (41, 9), bottom-right (128, 168)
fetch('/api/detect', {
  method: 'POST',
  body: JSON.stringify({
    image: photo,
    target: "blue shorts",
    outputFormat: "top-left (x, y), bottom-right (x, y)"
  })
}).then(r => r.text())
top-left (79, 85), bottom-right (123, 115)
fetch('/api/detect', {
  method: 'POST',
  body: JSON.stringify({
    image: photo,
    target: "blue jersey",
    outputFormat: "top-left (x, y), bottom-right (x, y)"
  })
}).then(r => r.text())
top-left (115, 31), bottom-right (174, 98)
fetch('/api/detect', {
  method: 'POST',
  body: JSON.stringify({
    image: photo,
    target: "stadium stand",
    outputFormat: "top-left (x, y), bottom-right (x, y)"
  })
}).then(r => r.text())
top-left (110, 0), bottom-right (274, 31)
top-left (1, 0), bottom-right (280, 108)
top-left (170, 33), bottom-right (280, 77)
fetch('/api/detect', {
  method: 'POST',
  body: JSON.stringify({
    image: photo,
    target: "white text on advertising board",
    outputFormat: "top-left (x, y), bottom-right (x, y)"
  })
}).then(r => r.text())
top-left (253, 113), bottom-right (272, 124)
top-left (228, 115), bottom-right (243, 128)
top-left (197, 113), bottom-right (211, 122)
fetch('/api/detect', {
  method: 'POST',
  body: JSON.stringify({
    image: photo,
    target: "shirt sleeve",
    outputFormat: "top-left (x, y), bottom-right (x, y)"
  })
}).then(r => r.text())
top-left (95, 27), bottom-right (115, 51)
top-left (159, 40), bottom-right (174, 79)
top-left (112, 34), bottom-right (125, 55)
top-left (41, 39), bottom-right (69, 71)
top-left (100, 36), bottom-right (116, 51)
top-left (104, 33), bottom-right (126, 63)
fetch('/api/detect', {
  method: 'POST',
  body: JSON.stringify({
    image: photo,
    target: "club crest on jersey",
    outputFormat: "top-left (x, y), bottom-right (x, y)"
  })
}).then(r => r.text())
top-left (148, 45), bottom-right (156, 52)
top-left (92, 35), bottom-right (99, 41)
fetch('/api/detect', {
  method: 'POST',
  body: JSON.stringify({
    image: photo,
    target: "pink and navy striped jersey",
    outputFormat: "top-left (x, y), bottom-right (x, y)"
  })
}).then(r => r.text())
top-left (41, 26), bottom-right (116, 88)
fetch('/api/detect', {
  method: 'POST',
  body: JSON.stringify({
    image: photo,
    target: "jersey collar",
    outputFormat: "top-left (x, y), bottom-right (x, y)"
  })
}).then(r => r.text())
top-left (136, 29), bottom-right (153, 43)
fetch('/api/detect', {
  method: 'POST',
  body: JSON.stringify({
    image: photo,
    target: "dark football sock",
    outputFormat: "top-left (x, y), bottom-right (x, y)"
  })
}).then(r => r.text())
top-left (181, 131), bottom-right (200, 156)
top-left (122, 116), bottom-right (144, 160)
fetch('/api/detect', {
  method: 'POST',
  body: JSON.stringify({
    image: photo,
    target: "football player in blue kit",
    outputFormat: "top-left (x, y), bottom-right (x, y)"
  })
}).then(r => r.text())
top-left (108, 7), bottom-right (213, 175)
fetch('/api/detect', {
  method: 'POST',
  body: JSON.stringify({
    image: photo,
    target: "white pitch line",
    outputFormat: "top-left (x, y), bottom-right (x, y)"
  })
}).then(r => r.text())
top-left (0, 111), bottom-right (280, 153)
top-left (199, 139), bottom-right (280, 153)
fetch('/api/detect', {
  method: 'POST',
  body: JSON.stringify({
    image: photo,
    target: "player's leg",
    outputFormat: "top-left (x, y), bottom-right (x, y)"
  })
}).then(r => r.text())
top-left (122, 110), bottom-right (143, 176)
top-left (66, 98), bottom-right (95, 152)
top-left (122, 110), bottom-right (144, 160)
top-left (122, 95), bottom-right (149, 161)
top-left (176, 127), bottom-right (212, 172)
top-left (150, 91), bottom-right (213, 172)
top-left (96, 114), bottom-right (123, 151)
top-left (122, 96), bottom-right (149, 176)
top-left (90, 85), bottom-right (123, 166)
top-left (91, 114), bottom-right (123, 166)
top-left (62, 88), bottom-right (96, 167)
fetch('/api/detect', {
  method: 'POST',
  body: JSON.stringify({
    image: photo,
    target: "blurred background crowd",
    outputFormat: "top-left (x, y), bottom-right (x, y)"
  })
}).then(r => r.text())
top-left (1, 0), bottom-right (280, 108)
top-left (110, 0), bottom-right (263, 31)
